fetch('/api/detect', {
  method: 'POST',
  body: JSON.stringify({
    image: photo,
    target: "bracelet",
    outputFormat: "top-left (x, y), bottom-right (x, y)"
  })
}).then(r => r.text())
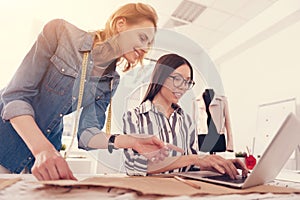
top-left (108, 134), bottom-right (120, 153)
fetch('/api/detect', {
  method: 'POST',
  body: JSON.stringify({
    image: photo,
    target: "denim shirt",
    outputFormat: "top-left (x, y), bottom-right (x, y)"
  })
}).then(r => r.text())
top-left (0, 19), bottom-right (120, 173)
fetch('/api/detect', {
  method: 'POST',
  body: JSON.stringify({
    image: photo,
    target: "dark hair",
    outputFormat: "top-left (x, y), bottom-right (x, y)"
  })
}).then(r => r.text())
top-left (141, 53), bottom-right (193, 103)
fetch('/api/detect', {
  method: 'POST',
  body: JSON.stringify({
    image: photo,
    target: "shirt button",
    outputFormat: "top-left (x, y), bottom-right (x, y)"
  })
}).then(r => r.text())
top-left (59, 114), bottom-right (63, 117)
top-left (61, 68), bottom-right (65, 72)
top-left (96, 96), bottom-right (100, 100)
top-left (90, 61), bottom-right (93, 64)
top-left (72, 96), bottom-right (76, 100)
top-left (47, 129), bottom-right (51, 133)
top-left (28, 157), bottom-right (32, 160)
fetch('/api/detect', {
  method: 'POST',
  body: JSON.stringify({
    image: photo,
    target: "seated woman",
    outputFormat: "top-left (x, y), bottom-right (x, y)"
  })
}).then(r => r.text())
top-left (122, 53), bottom-right (248, 178)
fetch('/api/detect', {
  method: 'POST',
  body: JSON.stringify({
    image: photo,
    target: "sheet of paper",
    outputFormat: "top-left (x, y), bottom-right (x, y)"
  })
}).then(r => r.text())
top-left (0, 177), bottom-right (21, 190)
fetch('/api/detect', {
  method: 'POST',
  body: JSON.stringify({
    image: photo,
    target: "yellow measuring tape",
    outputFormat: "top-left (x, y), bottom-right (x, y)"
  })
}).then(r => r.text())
top-left (105, 81), bottom-right (113, 136)
top-left (64, 52), bottom-right (89, 159)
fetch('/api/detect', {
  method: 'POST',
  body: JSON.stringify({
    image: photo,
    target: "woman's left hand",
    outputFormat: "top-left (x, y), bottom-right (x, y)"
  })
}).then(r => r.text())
top-left (133, 136), bottom-right (184, 162)
top-left (115, 134), bottom-right (184, 161)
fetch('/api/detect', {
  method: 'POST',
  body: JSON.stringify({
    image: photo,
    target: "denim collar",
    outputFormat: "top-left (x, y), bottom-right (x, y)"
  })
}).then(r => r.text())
top-left (78, 32), bottom-right (94, 52)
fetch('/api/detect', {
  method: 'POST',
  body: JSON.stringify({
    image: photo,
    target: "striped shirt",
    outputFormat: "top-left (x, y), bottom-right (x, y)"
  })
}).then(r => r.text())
top-left (122, 100), bottom-right (199, 176)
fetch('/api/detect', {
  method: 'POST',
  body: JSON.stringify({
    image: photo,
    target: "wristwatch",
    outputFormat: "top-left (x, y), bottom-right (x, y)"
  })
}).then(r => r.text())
top-left (108, 134), bottom-right (120, 153)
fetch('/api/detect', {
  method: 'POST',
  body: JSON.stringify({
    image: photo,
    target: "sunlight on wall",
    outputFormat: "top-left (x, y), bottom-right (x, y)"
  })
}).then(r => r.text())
top-left (219, 20), bottom-right (300, 153)
top-left (0, 0), bottom-right (136, 88)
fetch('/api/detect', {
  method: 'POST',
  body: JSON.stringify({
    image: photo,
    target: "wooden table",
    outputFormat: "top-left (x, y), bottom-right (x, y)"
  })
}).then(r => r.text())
top-left (1, 171), bottom-right (300, 200)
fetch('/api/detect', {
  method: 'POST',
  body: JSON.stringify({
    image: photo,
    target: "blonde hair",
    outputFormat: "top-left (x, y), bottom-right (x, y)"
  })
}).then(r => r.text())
top-left (95, 3), bottom-right (158, 72)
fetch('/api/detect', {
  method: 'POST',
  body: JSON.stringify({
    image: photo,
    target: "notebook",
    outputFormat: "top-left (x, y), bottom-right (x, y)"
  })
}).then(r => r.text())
top-left (176, 113), bottom-right (300, 189)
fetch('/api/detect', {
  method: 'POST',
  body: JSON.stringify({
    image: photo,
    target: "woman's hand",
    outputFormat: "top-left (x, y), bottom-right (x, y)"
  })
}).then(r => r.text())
top-left (32, 149), bottom-right (77, 181)
top-left (115, 134), bottom-right (184, 161)
top-left (134, 137), bottom-right (184, 162)
top-left (195, 155), bottom-right (249, 179)
top-left (9, 115), bottom-right (77, 181)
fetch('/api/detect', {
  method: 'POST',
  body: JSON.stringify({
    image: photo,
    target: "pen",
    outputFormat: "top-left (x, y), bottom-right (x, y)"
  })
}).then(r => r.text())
top-left (174, 175), bottom-right (201, 190)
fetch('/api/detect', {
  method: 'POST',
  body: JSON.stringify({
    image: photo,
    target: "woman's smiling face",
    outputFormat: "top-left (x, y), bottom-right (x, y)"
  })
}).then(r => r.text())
top-left (159, 64), bottom-right (192, 105)
top-left (116, 18), bottom-right (155, 64)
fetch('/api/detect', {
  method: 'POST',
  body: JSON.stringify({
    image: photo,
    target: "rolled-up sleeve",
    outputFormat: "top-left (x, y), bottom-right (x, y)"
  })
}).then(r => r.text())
top-left (77, 97), bottom-right (108, 150)
top-left (1, 100), bottom-right (35, 120)
top-left (1, 19), bottom-right (64, 120)
top-left (122, 110), bottom-right (148, 176)
top-left (78, 127), bottom-right (102, 150)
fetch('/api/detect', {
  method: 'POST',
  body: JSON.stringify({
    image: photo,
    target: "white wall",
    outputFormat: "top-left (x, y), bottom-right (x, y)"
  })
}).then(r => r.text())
top-left (0, 0), bottom-right (135, 88)
top-left (218, 19), bottom-right (300, 153)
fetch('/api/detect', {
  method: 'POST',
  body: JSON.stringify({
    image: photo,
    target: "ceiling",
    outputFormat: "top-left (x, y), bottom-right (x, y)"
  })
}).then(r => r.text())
top-left (0, 0), bottom-right (279, 52)
top-left (0, 0), bottom-right (282, 71)
top-left (147, 0), bottom-right (279, 50)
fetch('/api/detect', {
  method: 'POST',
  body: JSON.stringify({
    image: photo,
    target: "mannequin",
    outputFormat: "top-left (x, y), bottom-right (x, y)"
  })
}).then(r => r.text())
top-left (196, 89), bottom-right (234, 154)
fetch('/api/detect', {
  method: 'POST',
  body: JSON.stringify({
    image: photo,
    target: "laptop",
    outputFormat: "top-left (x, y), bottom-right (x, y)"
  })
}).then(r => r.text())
top-left (176, 113), bottom-right (300, 189)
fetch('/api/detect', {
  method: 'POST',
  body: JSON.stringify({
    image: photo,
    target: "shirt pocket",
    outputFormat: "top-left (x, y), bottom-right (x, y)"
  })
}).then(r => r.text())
top-left (44, 55), bottom-right (79, 95)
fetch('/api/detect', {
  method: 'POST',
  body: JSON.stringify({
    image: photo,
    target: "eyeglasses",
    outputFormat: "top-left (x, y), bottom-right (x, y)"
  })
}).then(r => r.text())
top-left (168, 74), bottom-right (195, 90)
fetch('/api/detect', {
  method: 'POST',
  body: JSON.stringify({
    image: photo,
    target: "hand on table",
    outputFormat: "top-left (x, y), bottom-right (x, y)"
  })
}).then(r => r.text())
top-left (32, 149), bottom-right (77, 181)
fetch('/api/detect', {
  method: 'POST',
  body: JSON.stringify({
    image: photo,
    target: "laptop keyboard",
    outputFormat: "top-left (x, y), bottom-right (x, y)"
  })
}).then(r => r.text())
top-left (205, 175), bottom-right (247, 184)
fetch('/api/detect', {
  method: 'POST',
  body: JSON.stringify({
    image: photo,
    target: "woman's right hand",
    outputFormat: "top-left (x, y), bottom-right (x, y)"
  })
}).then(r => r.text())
top-left (32, 149), bottom-right (77, 181)
top-left (195, 154), bottom-right (248, 179)
top-left (9, 115), bottom-right (77, 181)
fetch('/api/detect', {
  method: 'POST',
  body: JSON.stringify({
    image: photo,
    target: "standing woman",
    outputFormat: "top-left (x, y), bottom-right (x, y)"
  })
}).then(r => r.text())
top-left (0, 3), bottom-right (173, 181)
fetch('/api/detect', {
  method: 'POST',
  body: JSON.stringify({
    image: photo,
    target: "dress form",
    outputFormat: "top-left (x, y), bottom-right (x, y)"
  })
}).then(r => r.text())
top-left (198, 89), bottom-right (226, 154)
